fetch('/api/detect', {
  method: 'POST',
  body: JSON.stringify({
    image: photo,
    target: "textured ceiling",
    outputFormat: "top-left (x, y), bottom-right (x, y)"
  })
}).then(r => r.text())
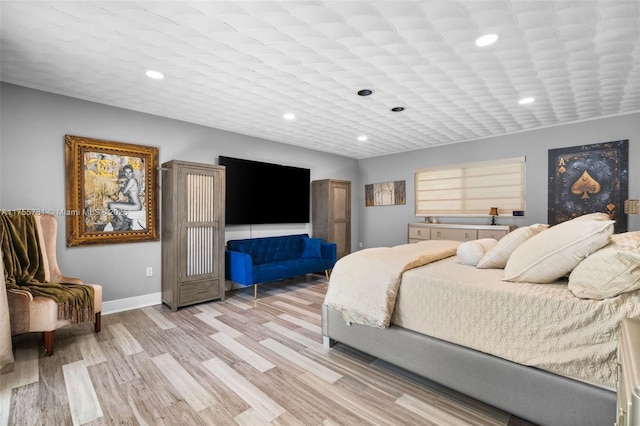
top-left (1, 1), bottom-right (639, 159)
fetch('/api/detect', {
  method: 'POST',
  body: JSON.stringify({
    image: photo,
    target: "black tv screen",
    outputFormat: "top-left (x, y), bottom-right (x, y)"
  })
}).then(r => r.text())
top-left (219, 156), bottom-right (310, 225)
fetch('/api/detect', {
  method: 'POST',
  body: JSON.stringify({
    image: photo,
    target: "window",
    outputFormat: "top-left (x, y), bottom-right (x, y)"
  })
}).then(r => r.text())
top-left (414, 156), bottom-right (525, 217)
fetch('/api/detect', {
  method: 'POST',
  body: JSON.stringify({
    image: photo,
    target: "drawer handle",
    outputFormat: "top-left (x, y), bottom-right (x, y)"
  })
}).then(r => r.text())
top-left (437, 231), bottom-right (441, 237)
top-left (418, 230), bottom-right (421, 236)
top-left (465, 232), bottom-right (470, 238)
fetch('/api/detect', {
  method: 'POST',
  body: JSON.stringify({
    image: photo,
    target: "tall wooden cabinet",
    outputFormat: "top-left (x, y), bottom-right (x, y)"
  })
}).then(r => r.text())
top-left (312, 179), bottom-right (351, 259)
top-left (161, 160), bottom-right (225, 311)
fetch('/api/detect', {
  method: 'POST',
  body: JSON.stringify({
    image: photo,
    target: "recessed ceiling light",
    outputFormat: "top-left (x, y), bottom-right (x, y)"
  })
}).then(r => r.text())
top-left (357, 89), bottom-right (374, 96)
top-left (283, 113), bottom-right (296, 120)
top-left (518, 97), bottom-right (535, 105)
top-left (475, 34), bottom-right (499, 47)
top-left (145, 70), bottom-right (164, 80)
top-left (357, 135), bottom-right (368, 142)
top-left (391, 107), bottom-right (405, 112)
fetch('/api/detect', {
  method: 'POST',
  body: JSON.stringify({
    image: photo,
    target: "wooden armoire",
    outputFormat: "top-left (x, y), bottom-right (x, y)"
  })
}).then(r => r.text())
top-left (161, 160), bottom-right (225, 310)
top-left (312, 179), bottom-right (351, 259)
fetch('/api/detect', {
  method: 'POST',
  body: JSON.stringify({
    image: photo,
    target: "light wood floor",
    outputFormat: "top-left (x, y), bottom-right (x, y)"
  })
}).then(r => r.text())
top-left (1, 277), bottom-right (536, 426)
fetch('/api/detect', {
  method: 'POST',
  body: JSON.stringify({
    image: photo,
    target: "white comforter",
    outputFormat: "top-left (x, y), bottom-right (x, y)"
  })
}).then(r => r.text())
top-left (324, 240), bottom-right (459, 328)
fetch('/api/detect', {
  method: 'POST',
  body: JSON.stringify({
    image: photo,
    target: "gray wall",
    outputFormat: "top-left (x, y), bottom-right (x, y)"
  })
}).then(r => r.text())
top-left (0, 83), bottom-right (359, 302)
top-left (2, 82), bottom-right (638, 304)
top-left (358, 113), bottom-right (640, 248)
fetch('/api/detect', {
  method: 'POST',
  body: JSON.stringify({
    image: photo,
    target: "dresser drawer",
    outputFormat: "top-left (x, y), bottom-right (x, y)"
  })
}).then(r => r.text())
top-left (179, 279), bottom-right (221, 305)
top-left (408, 223), bottom-right (515, 244)
top-left (430, 228), bottom-right (477, 241)
top-left (408, 226), bottom-right (430, 241)
top-left (478, 229), bottom-right (509, 240)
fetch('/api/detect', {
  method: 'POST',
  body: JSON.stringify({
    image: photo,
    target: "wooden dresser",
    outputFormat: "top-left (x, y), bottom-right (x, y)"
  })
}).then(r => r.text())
top-left (408, 223), bottom-right (515, 243)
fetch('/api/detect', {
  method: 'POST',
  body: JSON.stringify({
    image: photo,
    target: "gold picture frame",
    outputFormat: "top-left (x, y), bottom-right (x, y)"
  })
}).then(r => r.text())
top-left (65, 135), bottom-right (159, 246)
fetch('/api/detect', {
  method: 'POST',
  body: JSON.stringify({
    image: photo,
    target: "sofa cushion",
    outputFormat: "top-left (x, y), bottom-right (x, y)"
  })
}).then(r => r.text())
top-left (253, 257), bottom-right (333, 284)
top-left (301, 238), bottom-right (322, 258)
top-left (227, 234), bottom-right (309, 265)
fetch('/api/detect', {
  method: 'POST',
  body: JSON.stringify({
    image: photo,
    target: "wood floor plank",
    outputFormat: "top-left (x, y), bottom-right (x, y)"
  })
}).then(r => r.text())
top-left (8, 382), bottom-right (41, 426)
top-left (210, 331), bottom-right (276, 373)
top-left (295, 371), bottom-right (413, 426)
top-left (272, 301), bottom-right (322, 320)
top-left (194, 313), bottom-right (242, 338)
top-left (76, 331), bottom-right (107, 366)
top-left (141, 306), bottom-right (177, 330)
top-left (195, 303), bottom-right (223, 317)
top-left (262, 321), bottom-right (327, 353)
top-left (196, 401), bottom-right (239, 426)
top-left (260, 338), bottom-right (342, 384)
top-left (62, 360), bottom-right (104, 426)
top-left (277, 313), bottom-right (322, 334)
top-left (0, 385), bottom-right (11, 426)
top-left (152, 352), bottom-right (216, 412)
top-left (202, 357), bottom-right (286, 422)
top-left (397, 392), bottom-right (484, 426)
top-left (4, 280), bottom-right (532, 425)
top-left (107, 323), bottom-right (143, 356)
top-left (273, 291), bottom-right (314, 306)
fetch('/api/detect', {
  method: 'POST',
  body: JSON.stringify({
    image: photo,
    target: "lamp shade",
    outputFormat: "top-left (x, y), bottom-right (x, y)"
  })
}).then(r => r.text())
top-left (489, 207), bottom-right (499, 216)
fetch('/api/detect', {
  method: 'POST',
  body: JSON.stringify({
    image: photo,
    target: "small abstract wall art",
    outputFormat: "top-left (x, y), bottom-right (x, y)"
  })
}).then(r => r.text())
top-left (365, 180), bottom-right (406, 206)
top-left (548, 140), bottom-right (628, 232)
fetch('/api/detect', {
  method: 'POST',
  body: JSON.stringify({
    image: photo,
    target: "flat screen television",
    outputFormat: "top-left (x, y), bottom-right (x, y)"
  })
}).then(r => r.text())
top-left (219, 156), bottom-right (310, 225)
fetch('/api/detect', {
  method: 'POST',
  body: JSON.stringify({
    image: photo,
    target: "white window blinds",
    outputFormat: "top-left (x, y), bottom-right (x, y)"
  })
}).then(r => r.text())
top-left (414, 156), bottom-right (525, 216)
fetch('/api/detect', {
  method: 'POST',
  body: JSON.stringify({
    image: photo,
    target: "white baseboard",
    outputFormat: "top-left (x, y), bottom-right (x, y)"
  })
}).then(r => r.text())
top-left (102, 292), bottom-right (162, 315)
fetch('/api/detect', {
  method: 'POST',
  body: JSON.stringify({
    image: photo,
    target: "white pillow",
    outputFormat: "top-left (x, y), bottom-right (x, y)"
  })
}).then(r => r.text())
top-left (457, 239), bottom-right (498, 266)
top-left (569, 232), bottom-right (640, 299)
top-left (476, 224), bottom-right (548, 269)
top-left (572, 212), bottom-right (611, 221)
top-left (503, 219), bottom-right (614, 283)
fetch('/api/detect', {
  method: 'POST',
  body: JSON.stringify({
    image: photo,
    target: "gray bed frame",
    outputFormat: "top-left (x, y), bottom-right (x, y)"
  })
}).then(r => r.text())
top-left (322, 304), bottom-right (616, 426)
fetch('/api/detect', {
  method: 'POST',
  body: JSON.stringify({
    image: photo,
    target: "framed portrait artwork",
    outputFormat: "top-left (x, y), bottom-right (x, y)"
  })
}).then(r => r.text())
top-left (65, 135), bottom-right (159, 246)
top-left (548, 140), bottom-right (628, 233)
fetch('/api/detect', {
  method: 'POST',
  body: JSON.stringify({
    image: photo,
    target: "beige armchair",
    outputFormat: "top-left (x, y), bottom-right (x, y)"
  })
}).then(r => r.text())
top-left (4, 213), bottom-right (102, 356)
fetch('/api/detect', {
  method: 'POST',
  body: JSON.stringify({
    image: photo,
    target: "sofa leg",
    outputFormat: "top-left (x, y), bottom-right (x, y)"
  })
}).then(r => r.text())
top-left (44, 330), bottom-right (55, 357)
top-left (325, 269), bottom-right (331, 281)
top-left (94, 312), bottom-right (102, 333)
top-left (254, 284), bottom-right (258, 300)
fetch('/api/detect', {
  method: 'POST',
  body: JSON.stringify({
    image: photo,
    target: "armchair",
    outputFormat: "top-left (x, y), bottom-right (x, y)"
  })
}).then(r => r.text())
top-left (2, 213), bottom-right (102, 357)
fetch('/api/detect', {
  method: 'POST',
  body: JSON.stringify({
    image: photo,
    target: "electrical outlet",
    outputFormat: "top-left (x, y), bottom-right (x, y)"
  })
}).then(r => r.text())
top-left (358, 242), bottom-right (363, 248)
top-left (146, 267), bottom-right (153, 277)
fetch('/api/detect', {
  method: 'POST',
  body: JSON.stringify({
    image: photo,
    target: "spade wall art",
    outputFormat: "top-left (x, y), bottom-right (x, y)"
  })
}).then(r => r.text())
top-left (548, 140), bottom-right (628, 232)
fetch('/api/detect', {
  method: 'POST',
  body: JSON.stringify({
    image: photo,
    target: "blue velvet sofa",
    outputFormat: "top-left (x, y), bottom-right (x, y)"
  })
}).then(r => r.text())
top-left (225, 234), bottom-right (337, 298)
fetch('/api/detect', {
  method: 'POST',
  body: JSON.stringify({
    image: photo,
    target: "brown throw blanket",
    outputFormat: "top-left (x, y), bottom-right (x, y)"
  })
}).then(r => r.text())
top-left (1, 211), bottom-right (94, 324)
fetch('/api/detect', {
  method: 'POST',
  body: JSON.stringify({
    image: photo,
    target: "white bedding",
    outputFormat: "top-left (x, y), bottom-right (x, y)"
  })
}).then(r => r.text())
top-left (393, 256), bottom-right (640, 389)
top-left (324, 240), bottom-right (459, 328)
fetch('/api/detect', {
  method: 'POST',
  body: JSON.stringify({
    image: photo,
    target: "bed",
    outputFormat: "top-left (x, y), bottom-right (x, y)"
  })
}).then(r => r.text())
top-left (323, 215), bottom-right (640, 426)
